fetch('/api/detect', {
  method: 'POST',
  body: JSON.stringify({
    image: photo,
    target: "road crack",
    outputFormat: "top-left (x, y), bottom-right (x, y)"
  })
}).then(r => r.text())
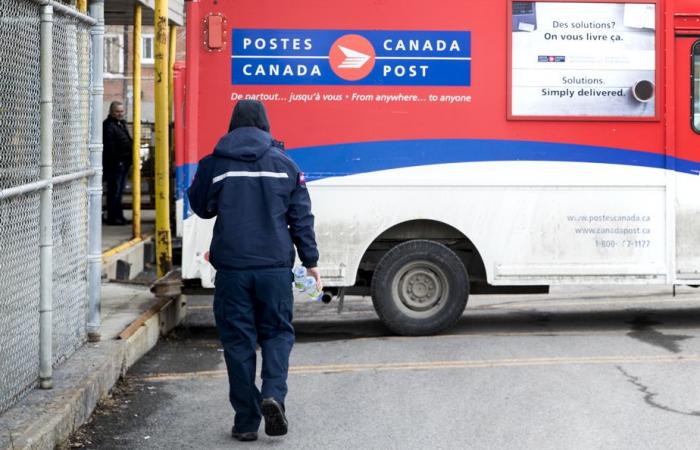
top-left (617, 366), bottom-right (700, 417)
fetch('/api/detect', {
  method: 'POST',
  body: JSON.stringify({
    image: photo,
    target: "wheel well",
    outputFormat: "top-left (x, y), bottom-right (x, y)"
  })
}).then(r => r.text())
top-left (354, 220), bottom-right (486, 290)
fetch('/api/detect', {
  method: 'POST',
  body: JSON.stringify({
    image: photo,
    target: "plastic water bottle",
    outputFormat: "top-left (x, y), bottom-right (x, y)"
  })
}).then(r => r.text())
top-left (292, 266), bottom-right (322, 301)
top-left (292, 266), bottom-right (307, 290)
top-left (302, 276), bottom-right (322, 302)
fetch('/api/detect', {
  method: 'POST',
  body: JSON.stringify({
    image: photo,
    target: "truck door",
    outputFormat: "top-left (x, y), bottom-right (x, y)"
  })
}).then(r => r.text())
top-left (675, 35), bottom-right (700, 281)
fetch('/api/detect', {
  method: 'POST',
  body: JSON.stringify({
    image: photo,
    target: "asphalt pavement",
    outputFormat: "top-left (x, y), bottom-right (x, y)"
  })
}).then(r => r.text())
top-left (64, 285), bottom-right (700, 450)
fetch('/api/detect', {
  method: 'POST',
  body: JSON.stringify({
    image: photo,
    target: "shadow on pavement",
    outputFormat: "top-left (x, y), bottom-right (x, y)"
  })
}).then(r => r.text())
top-left (175, 304), bottom-right (700, 344)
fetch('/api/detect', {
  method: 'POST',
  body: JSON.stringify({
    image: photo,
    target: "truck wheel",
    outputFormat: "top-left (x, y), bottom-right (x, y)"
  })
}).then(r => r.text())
top-left (371, 240), bottom-right (469, 336)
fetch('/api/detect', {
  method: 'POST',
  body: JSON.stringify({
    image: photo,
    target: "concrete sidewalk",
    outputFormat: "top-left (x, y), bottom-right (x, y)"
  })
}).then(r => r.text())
top-left (0, 282), bottom-right (185, 450)
top-left (102, 209), bottom-right (156, 281)
top-left (102, 210), bottom-right (156, 252)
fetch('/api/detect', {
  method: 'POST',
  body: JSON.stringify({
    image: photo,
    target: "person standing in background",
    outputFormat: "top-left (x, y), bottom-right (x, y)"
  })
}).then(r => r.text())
top-left (103, 101), bottom-right (133, 225)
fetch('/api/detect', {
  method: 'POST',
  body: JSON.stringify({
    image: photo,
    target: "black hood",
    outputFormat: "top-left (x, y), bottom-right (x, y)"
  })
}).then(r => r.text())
top-left (228, 100), bottom-right (270, 132)
top-left (213, 126), bottom-right (272, 162)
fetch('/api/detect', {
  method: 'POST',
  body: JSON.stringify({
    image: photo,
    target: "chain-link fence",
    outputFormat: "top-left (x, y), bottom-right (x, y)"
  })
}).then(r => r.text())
top-left (52, 8), bottom-right (91, 366)
top-left (0, 0), bottom-right (95, 414)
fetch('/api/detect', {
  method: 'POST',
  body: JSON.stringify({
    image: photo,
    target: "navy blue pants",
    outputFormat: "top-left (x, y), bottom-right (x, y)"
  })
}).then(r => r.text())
top-left (104, 161), bottom-right (130, 221)
top-left (213, 268), bottom-right (295, 433)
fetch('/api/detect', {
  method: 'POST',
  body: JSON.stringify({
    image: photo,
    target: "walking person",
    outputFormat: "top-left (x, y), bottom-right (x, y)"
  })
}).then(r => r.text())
top-left (187, 100), bottom-right (320, 441)
top-left (103, 101), bottom-right (133, 225)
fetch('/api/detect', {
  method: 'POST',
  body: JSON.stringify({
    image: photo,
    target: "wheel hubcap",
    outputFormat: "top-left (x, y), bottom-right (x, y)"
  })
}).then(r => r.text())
top-left (393, 262), bottom-right (448, 314)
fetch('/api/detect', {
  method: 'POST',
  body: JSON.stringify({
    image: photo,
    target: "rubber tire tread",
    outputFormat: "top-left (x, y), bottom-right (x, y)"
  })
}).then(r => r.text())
top-left (371, 239), bottom-right (469, 336)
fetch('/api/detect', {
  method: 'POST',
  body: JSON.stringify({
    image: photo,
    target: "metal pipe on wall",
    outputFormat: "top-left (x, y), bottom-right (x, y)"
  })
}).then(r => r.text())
top-left (169, 24), bottom-right (176, 125)
top-left (168, 24), bottom-right (176, 234)
top-left (87, 0), bottom-right (104, 341)
top-left (155, 0), bottom-right (172, 277)
top-left (132, 4), bottom-right (142, 239)
top-left (39, 1), bottom-right (54, 390)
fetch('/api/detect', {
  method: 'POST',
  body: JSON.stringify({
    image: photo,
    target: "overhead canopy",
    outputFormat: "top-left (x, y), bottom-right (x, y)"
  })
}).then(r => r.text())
top-left (104, 0), bottom-right (184, 26)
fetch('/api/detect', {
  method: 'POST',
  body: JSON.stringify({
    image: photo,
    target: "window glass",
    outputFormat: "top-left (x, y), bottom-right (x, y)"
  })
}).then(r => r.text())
top-left (512, 2), bottom-right (656, 117)
top-left (104, 34), bottom-right (123, 74)
top-left (142, 35), bottom-right (154, 64)
top-left (693, 41), bottom-right (700, 133)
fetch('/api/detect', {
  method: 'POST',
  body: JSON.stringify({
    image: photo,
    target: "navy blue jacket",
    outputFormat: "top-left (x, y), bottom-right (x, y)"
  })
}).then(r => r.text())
top-left (187, 127), bottom-right (319, 270)
top-left (103, 116), bottom-right (133, 169)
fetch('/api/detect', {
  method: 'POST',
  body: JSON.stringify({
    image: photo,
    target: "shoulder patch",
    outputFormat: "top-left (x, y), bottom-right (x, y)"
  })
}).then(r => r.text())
top-left (272, 139), bottom-right (285, 151)
top-left (298, 172), bottom-right (306, 187)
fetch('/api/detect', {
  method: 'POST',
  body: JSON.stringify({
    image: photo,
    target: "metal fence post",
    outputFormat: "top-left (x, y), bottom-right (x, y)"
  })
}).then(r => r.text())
top-left (155, 0), bottom-right (172, 277)
top-left (39, 0), bottom-right (54, 390)
top-left (132, 4), bottom-right (142, 239)
top-left (87, 0), bottom-right (104, 341)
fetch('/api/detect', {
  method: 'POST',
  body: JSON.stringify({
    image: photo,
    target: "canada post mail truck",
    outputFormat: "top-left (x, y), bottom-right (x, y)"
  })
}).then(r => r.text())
top-left (175, 0), bottom-right (700, 335)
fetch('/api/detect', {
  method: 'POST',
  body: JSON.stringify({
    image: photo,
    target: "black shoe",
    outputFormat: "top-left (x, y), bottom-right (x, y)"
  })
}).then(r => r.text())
top-left (261, 398), bottom-right (288, 436)
top-left (231, 429), bottom-right (258, 442)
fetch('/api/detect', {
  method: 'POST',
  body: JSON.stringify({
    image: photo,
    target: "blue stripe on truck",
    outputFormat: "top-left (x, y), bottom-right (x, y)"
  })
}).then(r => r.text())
top-left (179, 139), bottom-right (700, 218)
top-left (286, 139), bottom-right (700, 181)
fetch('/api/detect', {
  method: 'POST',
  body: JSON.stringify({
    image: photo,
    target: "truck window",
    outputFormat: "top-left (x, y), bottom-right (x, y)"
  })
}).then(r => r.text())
top-left (693, 41), bottom-right (700, 133)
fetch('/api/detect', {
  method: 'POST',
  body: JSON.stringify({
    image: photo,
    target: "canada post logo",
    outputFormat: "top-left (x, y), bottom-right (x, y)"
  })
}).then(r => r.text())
top-left (329, 34), bottom-right (376, 81)
top-left (231, 29), bottom-right (471, 86)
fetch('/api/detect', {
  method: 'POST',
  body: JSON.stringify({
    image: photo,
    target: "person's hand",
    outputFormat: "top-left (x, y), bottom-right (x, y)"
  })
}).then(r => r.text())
top-left (306, 266), bottom-right (322, 290)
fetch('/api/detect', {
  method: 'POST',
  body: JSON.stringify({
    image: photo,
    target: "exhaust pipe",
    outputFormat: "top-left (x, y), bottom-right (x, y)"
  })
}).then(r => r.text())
top-left (320, 291), bottom-right (333, 304)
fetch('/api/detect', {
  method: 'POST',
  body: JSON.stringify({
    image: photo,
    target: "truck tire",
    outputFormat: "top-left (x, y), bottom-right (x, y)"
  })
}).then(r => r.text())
top-left (371, 240), bottom-right (469, 336)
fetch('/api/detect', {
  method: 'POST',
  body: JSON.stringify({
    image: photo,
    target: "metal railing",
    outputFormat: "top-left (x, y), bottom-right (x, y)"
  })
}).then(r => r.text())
top-left (0, 0), bottom-right (102, 413)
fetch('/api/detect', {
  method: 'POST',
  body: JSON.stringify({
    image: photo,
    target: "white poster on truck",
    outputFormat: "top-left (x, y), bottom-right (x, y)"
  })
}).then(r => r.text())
top-left (511, 2), bottom-right (655, 117)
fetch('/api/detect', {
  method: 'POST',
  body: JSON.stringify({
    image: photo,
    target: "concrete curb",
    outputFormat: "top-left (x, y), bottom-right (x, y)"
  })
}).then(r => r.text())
top-left (0, 296), bottom-right (186, 450)
top-left (102, 236), bottom-right (153, 281)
